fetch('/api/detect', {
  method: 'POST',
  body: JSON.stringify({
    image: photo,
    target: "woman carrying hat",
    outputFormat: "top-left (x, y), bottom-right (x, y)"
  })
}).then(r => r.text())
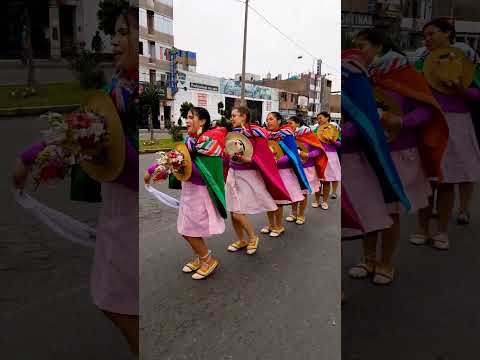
top-left (313, 112), bottom-right (341, 210)
top-left (13, 6), bottom-right (141, 355)
top-left (225, 106), bottom-right (290, 252)
top-left (285, 116), bottom-right (327, 225)
top-left (146, 107), bottom-right (228, 280)
top-left (263, 112), bottom-right (310, 237)
top-left (413, 18), bottom-right (480, 250)
top-left (341, 49), bottom-right (410, 284)
top-left (350, 29), bottom-right (445, 284)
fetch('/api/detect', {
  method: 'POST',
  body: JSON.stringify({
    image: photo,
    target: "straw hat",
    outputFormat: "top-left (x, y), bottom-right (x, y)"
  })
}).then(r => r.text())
top-left (374, 86), bottom-right (404, 142)
top-left (172, 142), bottom-right (192, 181)
top-left (296, 140), bottom-right (308, 163)
top-left (268, 140), bottom-right (284, 161)
top-left (225, 132), bottom-right (253, 163)
top-left (424, 46), bottom-right (475, 94)
top-left (80, 91), bottom-right (125, 182)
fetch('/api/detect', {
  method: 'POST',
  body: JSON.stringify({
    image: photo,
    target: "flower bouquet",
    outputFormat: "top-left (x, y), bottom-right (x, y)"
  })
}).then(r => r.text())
top-left (31, 110), bottom-right (108, 187)
top-left (150, 149), bottom-right (185, 183)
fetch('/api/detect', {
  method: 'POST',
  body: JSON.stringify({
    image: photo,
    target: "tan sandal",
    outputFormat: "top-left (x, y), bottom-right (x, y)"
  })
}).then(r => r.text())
top-left (286, 214), bottom-right (297, 222)
top-left (295, 216), bottom-right (305, 225)
top-left (348, 262), bottom-right (375, 279)
top-left (227, 240), bottom-right (248, 252)
top-left (312, 202), bottom-right (319, 208)
top-left (246, 236), bottom-right (259, 255)
top-left (192, 252), bottom-right (219, 280)
top-left (321, 202), bottom-right (329, 210)
top-left (269, 227), bottom-right (285, 237)
top-left (260, 226), bottom-right (272, 234)
top-left (182, 257), bottom-right (201, 273)
top-left (373, 267), bottom-right (395, 285)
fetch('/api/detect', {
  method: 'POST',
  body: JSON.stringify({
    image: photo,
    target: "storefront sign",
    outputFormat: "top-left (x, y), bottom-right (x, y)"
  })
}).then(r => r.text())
top-left (190, 82), bottom-right (219, 92)
top-left (197, 93), bottom-right (208, 107)
top-left (219, 79), bottom-right (278, 101)
top-left (341, 12), bottom-right (373, 27)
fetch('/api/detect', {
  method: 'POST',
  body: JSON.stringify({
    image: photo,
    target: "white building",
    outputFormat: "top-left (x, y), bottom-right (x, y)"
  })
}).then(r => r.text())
top-left (174, 71), bottom-right (280, 126)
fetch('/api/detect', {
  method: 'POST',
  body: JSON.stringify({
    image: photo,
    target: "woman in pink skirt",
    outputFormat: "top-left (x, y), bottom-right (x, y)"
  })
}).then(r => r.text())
top-left (263, 112), bottom-right (307, 237)
top-left (411, 19), bottom-right (480, 250)
top-left (314, 112), bottom-right (341, 210)
top-left (225, 106), bottom-right (289, 253)
top-left (13, 7), bottom-right (141, 355)
top-left (349, 29), bottom-right (443, 284)
top-left (286, 116), bottom-right (327, 225)
top-left (146, 107), bottom-right (227, 280)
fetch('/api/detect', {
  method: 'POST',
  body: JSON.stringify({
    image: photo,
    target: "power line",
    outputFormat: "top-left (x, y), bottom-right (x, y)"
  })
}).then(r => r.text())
top-left (230, 0), bottom-right (340, 74)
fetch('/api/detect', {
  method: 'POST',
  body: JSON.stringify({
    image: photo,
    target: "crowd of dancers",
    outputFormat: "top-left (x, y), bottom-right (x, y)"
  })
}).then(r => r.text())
top-left (341, 18), bottom-right (480, 287)
top-left (145, 107), bottom-right (341, 280)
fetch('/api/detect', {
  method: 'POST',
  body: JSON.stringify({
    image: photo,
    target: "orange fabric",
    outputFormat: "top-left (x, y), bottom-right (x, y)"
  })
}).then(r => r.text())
top-left (372, 65), bottom-right (448, 180)
top-left (296, 132), bottom-right (328, 181)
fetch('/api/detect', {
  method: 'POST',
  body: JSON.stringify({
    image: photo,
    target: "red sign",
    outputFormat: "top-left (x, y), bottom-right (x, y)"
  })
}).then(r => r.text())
top-left (197, 93), bottom-right (208, 107)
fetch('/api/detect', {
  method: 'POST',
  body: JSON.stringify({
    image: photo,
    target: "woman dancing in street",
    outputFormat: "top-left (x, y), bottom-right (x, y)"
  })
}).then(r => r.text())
top-left (146, 107), bottom-right (228, 279)
top-left (286, 115), bottom-right (327, 225)
top-left (263, 112), bottom-right (310, 237)
top-left (225, 106), bottom-right (290, 253)
top-left (313, 112), bottom-right (341, 210)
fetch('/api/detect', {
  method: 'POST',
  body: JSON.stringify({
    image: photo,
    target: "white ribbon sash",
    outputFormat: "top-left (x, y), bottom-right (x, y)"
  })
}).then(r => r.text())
top-left (14, 190), bottom-right (96, 249)
top-left (144, 185), bottom-right (180, 208)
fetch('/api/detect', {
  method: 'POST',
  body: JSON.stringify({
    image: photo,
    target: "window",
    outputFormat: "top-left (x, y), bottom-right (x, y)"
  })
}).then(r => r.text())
top-left (157, 0), bottom-right (173, 7)
top-left (290, 94), bottom-right (294, 102)
top-left (149, 69), bottom-right (156, 84)
top-left (155, 14), bottom-right (173, 35)
top-left (139, 42), bottom-right (143, 55)
top-left (147, 10), bottom-right (154, 34)
top-left (149, 41), bottom-right (156, 61)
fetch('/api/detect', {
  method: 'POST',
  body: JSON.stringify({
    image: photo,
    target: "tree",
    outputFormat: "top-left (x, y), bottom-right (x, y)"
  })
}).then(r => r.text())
top-left (179, 101), bottom-right (194, 126)
top-left (18, 8), bottom-right (36, 97)
top-left (139, 83), bottom-right (162, 141)
top-left (97, 0), bottom-right (130, 36)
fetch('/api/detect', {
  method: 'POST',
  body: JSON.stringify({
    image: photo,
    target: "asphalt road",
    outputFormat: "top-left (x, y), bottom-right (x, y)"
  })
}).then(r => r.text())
top-left (139, 153), bottom-right (341, 360)
top-left (0, 116), bottom-right (131, 359)
top-left (342, 195), bottom-right (480, 359)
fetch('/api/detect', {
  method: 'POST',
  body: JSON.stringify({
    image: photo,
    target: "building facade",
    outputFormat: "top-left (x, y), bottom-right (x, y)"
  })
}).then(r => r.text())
top-left (174, 71), bottom-right (280, 126)
top-left (253, 71), bottom-right (328, 118)
top-left (139, 0), bottom-right (175, 128)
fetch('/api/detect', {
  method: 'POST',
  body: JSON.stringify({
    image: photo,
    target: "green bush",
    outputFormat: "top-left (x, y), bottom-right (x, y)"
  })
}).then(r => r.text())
top-left (68, 50), bottom-right (105, 90)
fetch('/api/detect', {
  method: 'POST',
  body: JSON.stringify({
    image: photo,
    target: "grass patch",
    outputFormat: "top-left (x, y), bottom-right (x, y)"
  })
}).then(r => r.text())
top-left (140, 138), bottom-right (178, 152)
top-left (0, 82), bottom-right (88, 109)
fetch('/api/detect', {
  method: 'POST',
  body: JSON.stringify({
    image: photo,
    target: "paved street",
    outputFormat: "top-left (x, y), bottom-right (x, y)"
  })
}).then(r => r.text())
top-left (139, 154), bottom-right (341, 360)
top-left (342, 198), bottom-right (480, 359)
top-left (0, 116), bottom-right (131, 359)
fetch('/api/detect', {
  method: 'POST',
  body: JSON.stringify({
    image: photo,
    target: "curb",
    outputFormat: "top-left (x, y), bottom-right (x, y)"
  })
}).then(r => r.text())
top-left (0, 104), bottom-right (80, 117)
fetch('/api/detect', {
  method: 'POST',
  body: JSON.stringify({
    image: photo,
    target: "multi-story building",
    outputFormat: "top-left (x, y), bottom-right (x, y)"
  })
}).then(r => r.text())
top-left (139, 0), bottom-right (175, 128)
top-left (253, 71), bottom-right (328, 118)
top-left (278, 90), bottom-right (300, 119)
top-left (174, 71), bottom-right (280, 126)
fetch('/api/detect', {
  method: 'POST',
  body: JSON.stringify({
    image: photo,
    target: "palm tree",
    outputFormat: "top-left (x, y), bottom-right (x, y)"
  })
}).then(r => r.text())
top-left (140, 83), bottom-right (162, 141)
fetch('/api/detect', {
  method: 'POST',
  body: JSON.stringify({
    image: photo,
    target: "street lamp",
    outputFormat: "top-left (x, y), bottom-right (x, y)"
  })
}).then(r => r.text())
top-left (240, 0), bottom-right (250, 106)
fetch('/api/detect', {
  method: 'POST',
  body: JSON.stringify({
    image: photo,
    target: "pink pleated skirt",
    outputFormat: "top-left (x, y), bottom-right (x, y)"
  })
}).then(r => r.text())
top-left (177, 181), bottom-right (225, 237)
top-left (303, 166), bottom-right (320, 194)
top-left (439, 112), bottom-right (480, 183)
top-left (341, 152), bottom-right (393, 237)
top-left (226, 168), bottom-right (278, 214)
top-left (324, 151), bottom-right (341, 181)
top-left (276, 168), bottom-right (305, 205)
top-left (387, 147), bottom-right (431, 214)
top-left (91, 182), bottom-right (138, 315)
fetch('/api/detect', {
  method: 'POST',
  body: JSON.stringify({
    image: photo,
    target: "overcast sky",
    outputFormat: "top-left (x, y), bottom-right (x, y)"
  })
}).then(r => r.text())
top-left (174, 0), bottom-right (341, 91)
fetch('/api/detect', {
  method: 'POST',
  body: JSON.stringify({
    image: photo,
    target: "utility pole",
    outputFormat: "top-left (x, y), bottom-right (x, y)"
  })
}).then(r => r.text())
top-left (240, 0), bottom-right (249, 106)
